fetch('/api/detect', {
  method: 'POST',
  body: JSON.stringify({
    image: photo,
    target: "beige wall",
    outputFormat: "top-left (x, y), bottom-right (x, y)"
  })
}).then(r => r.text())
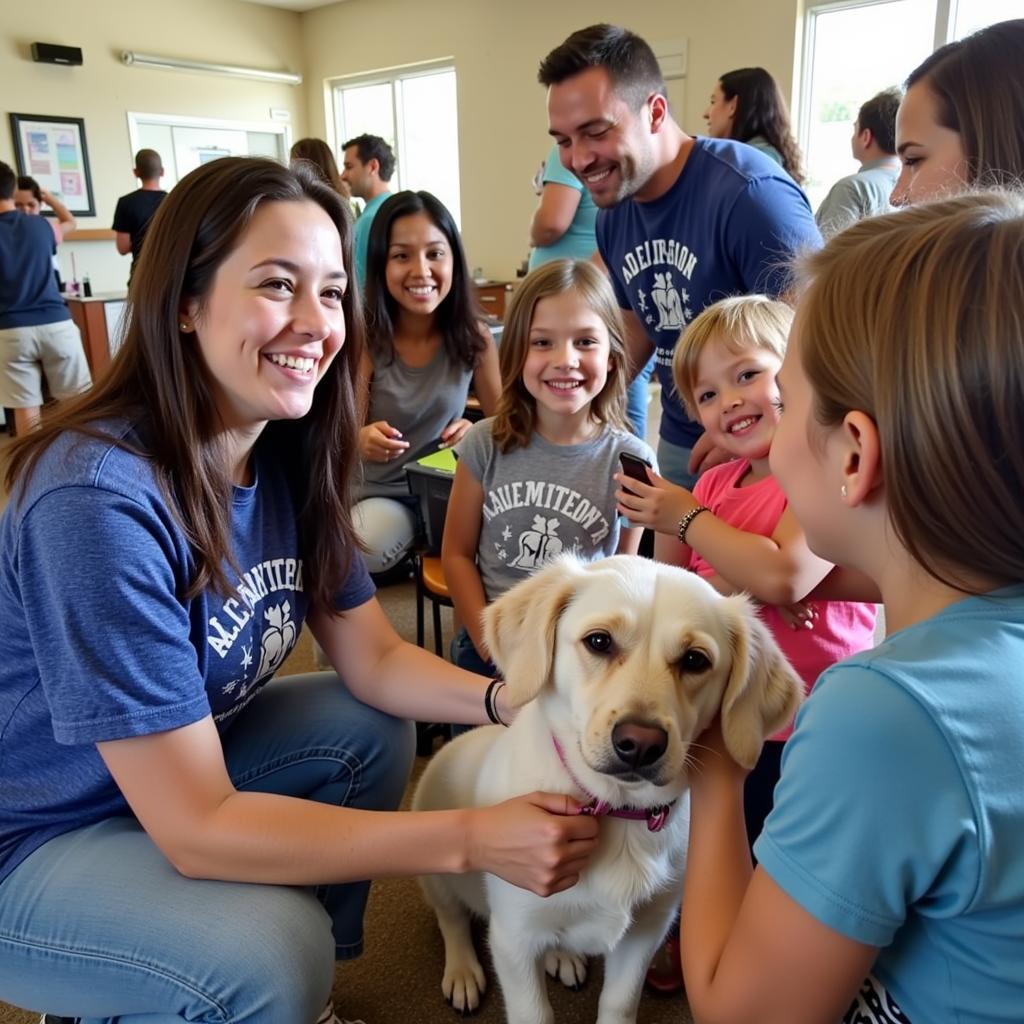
top-left (302, 0), bottom-right (801, 280)
top-left (2, 0), bottom-right (803, 290)
top-left (1, 0), bottom-right (306, 291)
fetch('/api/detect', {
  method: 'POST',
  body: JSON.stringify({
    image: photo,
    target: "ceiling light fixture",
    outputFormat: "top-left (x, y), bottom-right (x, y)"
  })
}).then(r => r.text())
top-left (121, 51), bottom-right (302, 85)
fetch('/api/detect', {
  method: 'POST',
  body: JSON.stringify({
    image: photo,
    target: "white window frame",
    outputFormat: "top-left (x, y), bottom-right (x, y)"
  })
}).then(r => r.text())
top-left (327, 59), bottom-right (461, 211)
top-left (126, 112), bottom-right (292, 182)
top-left (797, 0), bottom-right (962, 152)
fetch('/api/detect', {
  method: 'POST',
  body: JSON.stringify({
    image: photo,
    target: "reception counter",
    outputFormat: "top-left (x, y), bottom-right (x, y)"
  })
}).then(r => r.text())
top-left (65, 292), bottom-right (127, 379)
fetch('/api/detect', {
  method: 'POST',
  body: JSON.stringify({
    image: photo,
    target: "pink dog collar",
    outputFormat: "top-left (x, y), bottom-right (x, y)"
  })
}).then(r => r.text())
top-left (552, 737), bottom-right (675, 833)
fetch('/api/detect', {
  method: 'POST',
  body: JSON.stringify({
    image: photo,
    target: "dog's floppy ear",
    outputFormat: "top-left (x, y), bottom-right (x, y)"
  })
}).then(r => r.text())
top-left (718, 595), bottom-right (803, 769)
top-left (482, 557), bottom-right (583, 707)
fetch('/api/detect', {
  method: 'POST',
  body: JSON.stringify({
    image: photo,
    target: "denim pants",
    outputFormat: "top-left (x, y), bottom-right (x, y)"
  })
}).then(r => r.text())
top-left (625, 354), bottom-right (656, 442)
top-left (449, 627), bottom-right (495, 739)
top-left (0, 672), bottom-right (415, 1023)
top-left (656, 435), bottom-right (699, 491)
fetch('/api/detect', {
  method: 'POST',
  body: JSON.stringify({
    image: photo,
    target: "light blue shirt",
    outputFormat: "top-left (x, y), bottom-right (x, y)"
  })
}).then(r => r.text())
top-left (352, 190), bottom-right (391, 294)
top-left (756, 585), bottom-right (1024, 1023)
top-left (528, 143), bottom-right (598, 271)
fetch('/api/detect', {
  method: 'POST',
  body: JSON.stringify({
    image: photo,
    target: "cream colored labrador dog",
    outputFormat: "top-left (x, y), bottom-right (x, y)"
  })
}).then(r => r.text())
top-left (413, 555), bottom-right (801, 1024)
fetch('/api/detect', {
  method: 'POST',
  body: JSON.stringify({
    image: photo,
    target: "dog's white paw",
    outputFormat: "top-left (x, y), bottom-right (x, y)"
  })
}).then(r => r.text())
top-left (442, 955), bottom-right (487, 1014)
top-left (544, 948), bottom-right (588, 989)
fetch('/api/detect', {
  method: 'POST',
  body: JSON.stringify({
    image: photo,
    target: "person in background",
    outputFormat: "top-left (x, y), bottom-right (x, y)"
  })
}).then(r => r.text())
top-left (0, 161), bottom-right (91, 437)
top-left (816, 88), bottom-right (902, 238)
top-left (528, 142), bottom-right (655, 444)
top-left (541, 24), bottom-right (820, 557)
top-left (528, 142), bottom-right (598, 270)
top-left (340, 133), bottom-right (395, 291)
top-left (680, 189), bottom-right (1024, 1024)
top-left (0, 157), bottom-right (597, 1024)
top-left (14, 176), bottom-right (76, 291)
top-left (891, 18), bottom-right (1024, 206)
top-left (290, 137), bottom-right (351, 200)
top-left (703, 66), bottom-right (805, 184)
top-left (112, 148), bottom-right (167, 286)
top-left (354, 190), bottom-right (501, 576)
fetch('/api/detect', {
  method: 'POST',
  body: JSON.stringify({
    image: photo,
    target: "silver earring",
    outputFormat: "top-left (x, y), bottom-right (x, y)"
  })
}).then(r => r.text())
top-left (841, 484), bottom-right (848, 499)
top-left (179, 323), bottom-right (190, 332)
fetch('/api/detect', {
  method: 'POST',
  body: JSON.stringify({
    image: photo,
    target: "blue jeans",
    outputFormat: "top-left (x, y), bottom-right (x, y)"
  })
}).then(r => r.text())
top-left (626, 354), bottom-right (656, 441)
top-left (657, 435), bottom-right (700, 491)
top-left (450, 627), bottom-right (495, 738)
top-left (0, 672), bottom-right (415, 1023)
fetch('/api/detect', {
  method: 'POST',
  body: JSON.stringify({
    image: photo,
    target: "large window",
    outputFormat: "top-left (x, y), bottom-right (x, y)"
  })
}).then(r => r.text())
top-left (331, 63), bottom-right (461, 226)
top-left (798, 0), bottom-right (1024, 209)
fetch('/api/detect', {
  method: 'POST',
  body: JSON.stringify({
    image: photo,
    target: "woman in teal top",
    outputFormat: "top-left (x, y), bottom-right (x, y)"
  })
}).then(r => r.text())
top-left (527, 142), bottom-right (598, 270)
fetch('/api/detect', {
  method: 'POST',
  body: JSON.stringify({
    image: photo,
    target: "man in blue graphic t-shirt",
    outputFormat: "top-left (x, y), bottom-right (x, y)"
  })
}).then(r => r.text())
top-left (540, 25), bottom-right (821, 547)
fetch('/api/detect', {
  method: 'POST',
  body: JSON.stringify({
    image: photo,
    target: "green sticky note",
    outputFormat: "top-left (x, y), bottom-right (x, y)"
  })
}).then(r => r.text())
top-left (416, 448), bottom-right (457, 474)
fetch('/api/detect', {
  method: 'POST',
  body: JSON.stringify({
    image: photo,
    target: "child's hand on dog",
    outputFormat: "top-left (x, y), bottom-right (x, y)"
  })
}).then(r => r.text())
top-left (466, 791), bottom-right (600, 897)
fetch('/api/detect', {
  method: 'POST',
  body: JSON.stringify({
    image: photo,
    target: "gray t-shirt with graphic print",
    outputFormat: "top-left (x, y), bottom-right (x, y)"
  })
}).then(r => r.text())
top-left (456, 418), bottom-right (656, 601)
top-left (359, 343), bottom-right (473, 499)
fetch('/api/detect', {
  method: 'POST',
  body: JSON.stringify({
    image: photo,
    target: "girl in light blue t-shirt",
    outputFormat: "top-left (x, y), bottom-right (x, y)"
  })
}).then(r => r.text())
top-left (678, 192), bottom-right (1024, 1024)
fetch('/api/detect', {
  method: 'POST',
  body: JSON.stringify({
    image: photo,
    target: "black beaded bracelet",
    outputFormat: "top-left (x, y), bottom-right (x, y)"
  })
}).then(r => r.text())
top-left (484, 677), bottom-right (507, 726)
top-left (677, 505), bottom-right (710, 544)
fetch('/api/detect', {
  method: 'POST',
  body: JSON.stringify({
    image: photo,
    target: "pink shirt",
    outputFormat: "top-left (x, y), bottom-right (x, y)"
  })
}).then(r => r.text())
top-left (689, 459), bottom-right (877, 740)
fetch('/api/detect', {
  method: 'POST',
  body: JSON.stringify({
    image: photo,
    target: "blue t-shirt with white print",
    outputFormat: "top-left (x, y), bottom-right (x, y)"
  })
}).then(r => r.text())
top-left (0, 421), bottom-right (374, 882)
top-left (596, 137), bottom-right (820, 448)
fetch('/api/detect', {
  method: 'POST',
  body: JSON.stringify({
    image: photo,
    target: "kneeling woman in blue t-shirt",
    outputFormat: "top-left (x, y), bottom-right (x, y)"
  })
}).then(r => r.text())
top-left (0, 157), bottom-right (598, 1024)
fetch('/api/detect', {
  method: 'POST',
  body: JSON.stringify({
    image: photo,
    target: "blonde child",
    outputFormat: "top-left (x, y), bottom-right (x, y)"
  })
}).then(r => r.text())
top-left (680, 191), bottom-right (1024, 1024)
top-left (615, 295), bottom-right (877, 846)
top-left (443, 259), bottom-right (655, 676)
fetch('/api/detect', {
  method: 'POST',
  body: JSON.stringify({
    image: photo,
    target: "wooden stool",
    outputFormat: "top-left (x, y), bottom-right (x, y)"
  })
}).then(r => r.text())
top-left (415, 554), bottom-right (453, 655)
top-left (414, 553), bottom-right (454, 755)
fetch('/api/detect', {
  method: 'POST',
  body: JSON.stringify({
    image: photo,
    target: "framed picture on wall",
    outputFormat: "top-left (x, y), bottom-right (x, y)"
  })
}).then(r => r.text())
top-left (8, 113), bottom-right (95, 217)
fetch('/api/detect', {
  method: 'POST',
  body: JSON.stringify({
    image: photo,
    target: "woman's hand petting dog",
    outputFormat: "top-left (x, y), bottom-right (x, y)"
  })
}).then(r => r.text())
top-left (465, 791), bottom-right (600, 897)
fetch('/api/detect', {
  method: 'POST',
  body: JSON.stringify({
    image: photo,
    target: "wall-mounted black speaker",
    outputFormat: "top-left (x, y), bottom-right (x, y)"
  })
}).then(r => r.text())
top-left (31, 42), bottom-right (83, 66)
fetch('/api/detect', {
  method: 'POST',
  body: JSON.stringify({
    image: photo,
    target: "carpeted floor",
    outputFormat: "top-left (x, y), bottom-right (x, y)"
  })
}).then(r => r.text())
top-left (0, 573), bottom-right (692, 1024)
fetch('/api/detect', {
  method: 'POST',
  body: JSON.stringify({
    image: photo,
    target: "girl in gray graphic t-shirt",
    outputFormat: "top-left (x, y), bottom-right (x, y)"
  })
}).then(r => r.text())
top-left (443, 259), bottom-right (655, 676)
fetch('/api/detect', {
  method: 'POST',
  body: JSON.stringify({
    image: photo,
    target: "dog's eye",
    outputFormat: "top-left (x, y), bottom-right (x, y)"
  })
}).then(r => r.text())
top-left (583, 631), bottom-right (614, 655)
top-left (679, 649), bottom-right (711, 673)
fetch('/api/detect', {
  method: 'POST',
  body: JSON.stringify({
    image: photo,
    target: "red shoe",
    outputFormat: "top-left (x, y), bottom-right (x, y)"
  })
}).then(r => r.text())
top-left (644, 932), bottom-right (684, 995)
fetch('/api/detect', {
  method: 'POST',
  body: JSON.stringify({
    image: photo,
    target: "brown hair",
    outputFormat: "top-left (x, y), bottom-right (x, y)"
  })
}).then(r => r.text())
top-left (133, 148), bottom-right (163, 180)
top-left (538, 24), bottom-right (666, 111)
top-left (492, 259), bottom-right (630, 452)
top-left (718, 67), bottom-right (804, 183)
top-left (905, 19), bottom-right (1024, 186)
top-left (5, 157), bottom-right (364, 609)
top-left (672, 295), bottom-right (793, 419)
top-left (290, 137), bottom-right (347, 197)
top-left (796, 189), bottom-right (1024, 590)
top-left (857, 87), bottom-right (901, 156)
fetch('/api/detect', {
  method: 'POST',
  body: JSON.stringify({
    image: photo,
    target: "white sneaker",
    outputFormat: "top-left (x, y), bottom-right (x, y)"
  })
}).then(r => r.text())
top-left (315, 1003), bottom-right (366, 1024)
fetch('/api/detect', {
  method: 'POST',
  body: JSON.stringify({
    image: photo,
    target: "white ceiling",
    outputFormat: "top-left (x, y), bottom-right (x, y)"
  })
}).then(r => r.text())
top-left (240, 0), bottom-right (349, 11)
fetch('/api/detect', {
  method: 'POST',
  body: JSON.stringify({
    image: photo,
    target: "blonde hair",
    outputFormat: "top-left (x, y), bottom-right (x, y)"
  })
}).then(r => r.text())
top-left (672, 295), bottom-right (793, 419)
top-left (796, 189), bottom-right (1024, 590)
top-left (493, 259), bottom-right (630, 452)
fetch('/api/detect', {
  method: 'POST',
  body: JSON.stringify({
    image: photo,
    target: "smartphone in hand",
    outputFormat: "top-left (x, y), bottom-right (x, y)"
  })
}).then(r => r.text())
top-left (619, 452), bottom-right (653, 492)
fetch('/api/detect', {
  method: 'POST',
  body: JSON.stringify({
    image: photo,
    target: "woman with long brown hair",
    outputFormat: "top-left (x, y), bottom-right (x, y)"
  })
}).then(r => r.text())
top-left (703, 66), bottom-right (805, 184)
top-left (0, 157), bottom-right (597, 1024)
top-left (891, 18), bottom-right (1024, 205)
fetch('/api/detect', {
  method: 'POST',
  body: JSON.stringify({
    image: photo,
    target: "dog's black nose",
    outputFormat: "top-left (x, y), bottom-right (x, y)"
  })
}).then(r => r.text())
top-left (611, 721), bottom-right (668, 770)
